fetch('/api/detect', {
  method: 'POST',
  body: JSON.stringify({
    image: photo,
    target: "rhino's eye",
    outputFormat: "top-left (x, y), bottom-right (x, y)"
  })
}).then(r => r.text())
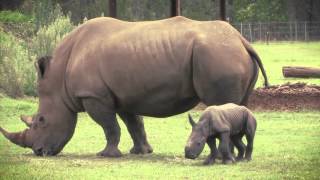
top-left (34, 116), bottom-right (47, 128)
top-left (197, 142), bottom-right (201, 146)
top-left (39, 116), bottom-right (45, 123)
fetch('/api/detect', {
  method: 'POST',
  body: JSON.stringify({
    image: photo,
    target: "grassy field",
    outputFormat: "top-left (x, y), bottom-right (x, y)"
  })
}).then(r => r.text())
top-left (0, 42), bottom-right (320, 179)
top-left (253, 42), bottom-right (320, 87)
top-left (0, 97), bottom-right (319, 179)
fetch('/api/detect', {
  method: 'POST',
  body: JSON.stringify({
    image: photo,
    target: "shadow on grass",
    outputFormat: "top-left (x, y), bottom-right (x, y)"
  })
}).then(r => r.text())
top-left (58, 153), bottom-right (189, 163)
top-left (15, 152), bottom-right (233, 167)
top-left (0, 151), bottom-right (251, 168)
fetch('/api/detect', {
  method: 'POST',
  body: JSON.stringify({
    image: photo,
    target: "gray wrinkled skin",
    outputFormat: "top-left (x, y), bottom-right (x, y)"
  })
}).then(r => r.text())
top-left (0, 17), bottom-right (266, 157)
top-left (185, 103), bottom-right (257, 165)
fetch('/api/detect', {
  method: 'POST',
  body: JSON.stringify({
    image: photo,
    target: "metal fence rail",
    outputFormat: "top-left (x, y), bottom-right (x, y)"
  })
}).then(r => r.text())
top-left (232, 22), bottom-right (320, 42)
top-left (2, 21), bottom-right (320, 42)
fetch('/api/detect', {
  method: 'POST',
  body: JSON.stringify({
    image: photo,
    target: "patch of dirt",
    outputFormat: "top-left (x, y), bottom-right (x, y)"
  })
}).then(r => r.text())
top-left (248, 82), bottom-right (320, 111)
top-left (195, 83), bottom-right (320, 111)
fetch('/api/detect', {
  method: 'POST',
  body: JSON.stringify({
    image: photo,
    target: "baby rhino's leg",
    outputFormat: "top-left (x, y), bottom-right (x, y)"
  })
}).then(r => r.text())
top-left (231, 134), bottom-right (246, 161)
top-left (203, 137), bottom-right (219, 165)
top-left (219, 132), bottom-right (235, 164)
top-left (245, 114), bottom-right (257, 161)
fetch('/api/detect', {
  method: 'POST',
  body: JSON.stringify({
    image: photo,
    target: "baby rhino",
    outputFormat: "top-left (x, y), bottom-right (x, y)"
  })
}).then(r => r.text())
top-left (185, 103), bottom-right (257, 165)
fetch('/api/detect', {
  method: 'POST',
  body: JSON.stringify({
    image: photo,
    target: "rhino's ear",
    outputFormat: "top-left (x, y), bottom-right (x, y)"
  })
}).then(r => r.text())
top-left (35, 56), bottom-right (52, 78)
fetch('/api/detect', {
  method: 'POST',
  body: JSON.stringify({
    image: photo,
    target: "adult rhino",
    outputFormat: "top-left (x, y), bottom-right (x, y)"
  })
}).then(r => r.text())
top-left (0, 16), bottom-right (268, 157)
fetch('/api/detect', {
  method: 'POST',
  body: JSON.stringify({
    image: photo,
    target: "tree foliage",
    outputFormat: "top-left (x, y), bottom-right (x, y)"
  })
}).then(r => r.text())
top-left (232, 0), bottom-right (288, 22)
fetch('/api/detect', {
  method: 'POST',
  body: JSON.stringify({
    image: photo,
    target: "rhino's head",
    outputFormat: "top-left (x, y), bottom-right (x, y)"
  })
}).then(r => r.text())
top-left (0, 56), bottom-right (77, 156)
top-left (185, 114), bottom-right (210, 159)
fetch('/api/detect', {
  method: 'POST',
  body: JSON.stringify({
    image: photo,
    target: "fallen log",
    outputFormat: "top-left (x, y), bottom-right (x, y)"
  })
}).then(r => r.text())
top-left (282, 66), bottom-right (320, 78)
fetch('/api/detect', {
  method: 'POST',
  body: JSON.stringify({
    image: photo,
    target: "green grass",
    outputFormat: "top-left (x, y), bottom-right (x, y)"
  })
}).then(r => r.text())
top-left (253, 42), bottom-right (320, 87)
top-left (0, 97), bottom-right (320, 179)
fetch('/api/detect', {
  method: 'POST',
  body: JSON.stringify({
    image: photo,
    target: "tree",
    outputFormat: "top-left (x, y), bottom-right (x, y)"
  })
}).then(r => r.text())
top-left (286, 0), bottom-right (320, 22)
top-left (232, 0), bottom-right (287, 22)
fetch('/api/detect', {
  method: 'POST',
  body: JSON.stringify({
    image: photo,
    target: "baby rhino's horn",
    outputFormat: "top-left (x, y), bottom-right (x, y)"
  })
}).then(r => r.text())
top-left (188, 114), bottom-right (196, 127)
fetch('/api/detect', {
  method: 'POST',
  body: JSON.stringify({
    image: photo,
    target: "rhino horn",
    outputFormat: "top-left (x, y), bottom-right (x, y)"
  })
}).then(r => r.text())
top-left (0, 126), bottom-right (30, 148)
top-left (20, 115), bottom-right (33, 127)
top-left (188, 114), bottom-right (196, 127)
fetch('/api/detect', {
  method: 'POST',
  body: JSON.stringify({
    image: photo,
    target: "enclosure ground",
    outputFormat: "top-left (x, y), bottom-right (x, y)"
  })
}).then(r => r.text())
top-left (248, 82), bottom-right (320, 111)
top-left (195, 83), bottom-right (320, 111)
top-left (0, 97), bottom-right (319, 179)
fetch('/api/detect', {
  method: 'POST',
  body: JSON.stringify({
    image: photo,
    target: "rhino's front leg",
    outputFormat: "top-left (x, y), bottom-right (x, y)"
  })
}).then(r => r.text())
top-left (203, 137), bottom-right (219, 165)
top-left (219, 132), bottom-right (235, 164)
top-left (119, 113), bottom-right (153, 154)
top-left (83, 99), bottom-right (122, 157)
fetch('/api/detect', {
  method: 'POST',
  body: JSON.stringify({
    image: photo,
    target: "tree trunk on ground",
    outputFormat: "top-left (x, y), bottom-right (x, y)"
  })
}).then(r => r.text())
top-left (282, 66), bottom-right (320, 78)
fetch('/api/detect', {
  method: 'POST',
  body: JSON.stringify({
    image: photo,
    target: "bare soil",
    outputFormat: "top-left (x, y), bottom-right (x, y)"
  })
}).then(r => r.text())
top-left (195, 83), bottom-right (320, 111)
top-left (248, 82), bottom-right (320, 111)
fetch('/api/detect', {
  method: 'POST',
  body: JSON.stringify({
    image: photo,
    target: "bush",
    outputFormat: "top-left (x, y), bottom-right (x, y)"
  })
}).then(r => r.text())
top-left (0, 11), bottom-right (33, 23)
top-left (0, 5), bottom-right (75, 97)
top-left (0, 30), bottom-right (35, 97)
top-left (33, 1), bottom-right (67, 31)
top-left (31, 14), bottom-right (74, 58)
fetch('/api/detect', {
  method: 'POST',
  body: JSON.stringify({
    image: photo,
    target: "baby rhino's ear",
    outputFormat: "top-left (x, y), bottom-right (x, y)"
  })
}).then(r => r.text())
top-left (188, 114), bottom-right (196, 127)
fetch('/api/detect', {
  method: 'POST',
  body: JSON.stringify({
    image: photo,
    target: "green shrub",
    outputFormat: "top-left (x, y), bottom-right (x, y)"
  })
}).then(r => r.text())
top-left (31, 14), bottom-right (74, 58)
top-left (0, 11), bottom-right (33, 23)
top-left (0, 30), bottom-right (35, 97)
top-left (0, 6), bottom-right (75, 97)
top-left (33, 1), bottom-right (67, 31)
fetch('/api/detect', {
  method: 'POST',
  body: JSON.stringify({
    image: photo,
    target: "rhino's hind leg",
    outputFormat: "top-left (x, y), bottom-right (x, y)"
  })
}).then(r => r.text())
top-left (83, 99), bottom-right (122, 157)
top-left (244, 115), bottom-right (256, 161)
top-left (231, 135), bottom-right (246, 161)
top-left (244, 130), bottom-right (255, 161)
top-left (119, 113), bottom-right (153, 154)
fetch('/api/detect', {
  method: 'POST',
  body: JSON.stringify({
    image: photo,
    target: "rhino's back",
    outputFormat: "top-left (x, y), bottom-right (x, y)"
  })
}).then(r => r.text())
top-left (64, 17), bottom-right (240, 116)
top-left (205, 104), bottom-right (248, 133)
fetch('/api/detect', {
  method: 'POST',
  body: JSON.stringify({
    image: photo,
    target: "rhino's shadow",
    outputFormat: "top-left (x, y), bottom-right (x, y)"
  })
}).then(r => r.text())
top-left (22, 152), bottom-right (206, 166)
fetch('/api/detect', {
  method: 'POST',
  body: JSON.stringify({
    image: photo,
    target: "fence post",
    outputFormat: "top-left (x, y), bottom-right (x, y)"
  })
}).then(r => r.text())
top-left (170, 0), bottom-right (181, 17)
top-left (304, 21), bottom-right (307, 41)
top-left (259, 22), bottom-right (262, 41)
top-left (109, 0), bottom-right (117, 18)
top-left (295, 22), bottom-right (298, 41)
top-left (219, 0), bottom-right (226, 21)
top-left (249, 23), bottom-right (253, 42)
top-left (240, 22), bottom-right (243, 35)
top-left (289, 22), bottom-right (292, 41)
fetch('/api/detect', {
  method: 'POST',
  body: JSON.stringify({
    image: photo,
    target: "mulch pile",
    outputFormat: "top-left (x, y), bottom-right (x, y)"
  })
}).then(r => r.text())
top-left (248, 82), bottom-right (320, 111)
top-left (195, 83), bottom-right (320, 111)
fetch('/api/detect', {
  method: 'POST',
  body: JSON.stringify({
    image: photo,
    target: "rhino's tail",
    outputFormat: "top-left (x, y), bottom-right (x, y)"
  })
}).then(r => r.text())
top-left (240, 36), bottom-right (270, 88)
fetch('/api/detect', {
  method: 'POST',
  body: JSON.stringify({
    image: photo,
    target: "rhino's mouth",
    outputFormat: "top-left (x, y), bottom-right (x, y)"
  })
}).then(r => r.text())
top-left (185, 147), bottom-right (200, 159)
top-left (33, 145), bottom-right (60, 156)
top-left (33, 147), bottom-right (53, 156)
top-left (34, 147), bottom-right (45, 156)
